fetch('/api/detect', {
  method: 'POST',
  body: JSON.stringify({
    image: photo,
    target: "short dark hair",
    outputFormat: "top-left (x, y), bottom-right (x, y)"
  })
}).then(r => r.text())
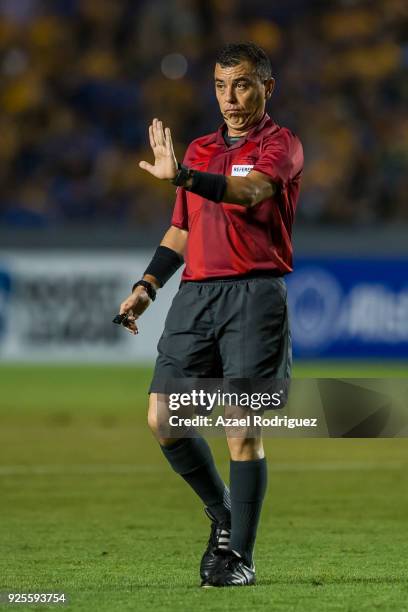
top-left (215, 42), bottom-right (272, 81)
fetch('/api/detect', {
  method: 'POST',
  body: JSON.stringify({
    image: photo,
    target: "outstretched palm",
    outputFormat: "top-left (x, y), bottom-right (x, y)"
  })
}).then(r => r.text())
top-left (139, 118), bottom-right (178, 180)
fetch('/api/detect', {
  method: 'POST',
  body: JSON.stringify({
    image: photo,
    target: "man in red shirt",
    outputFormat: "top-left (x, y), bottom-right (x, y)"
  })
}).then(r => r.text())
top-left (117, 42), bottom-right (303, 587)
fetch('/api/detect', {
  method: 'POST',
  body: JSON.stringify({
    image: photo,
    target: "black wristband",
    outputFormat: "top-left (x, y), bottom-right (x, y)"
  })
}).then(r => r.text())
top-left (188, 170), bottom-right (227, 203)
top-left (143, 245), bottom-right (184, 287)
top-left (171, 163), bottom-right (192, 187)
top-left (132, 280), bottom-right (156, 301)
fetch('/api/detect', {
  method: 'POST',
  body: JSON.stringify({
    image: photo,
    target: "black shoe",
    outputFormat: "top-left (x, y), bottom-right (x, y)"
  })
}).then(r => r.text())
top-left (200, 508), bottom-right (231, 585)
top-left (207, 550), bottom-right (256, 587)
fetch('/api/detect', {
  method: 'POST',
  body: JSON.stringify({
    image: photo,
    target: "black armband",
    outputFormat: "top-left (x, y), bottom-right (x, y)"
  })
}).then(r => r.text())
top-left (172, 163), bottom-right (227, 203)
top-left (143, 245), bottom-right (184, 288)
top-left (189, 169), bottom-right (227, 202)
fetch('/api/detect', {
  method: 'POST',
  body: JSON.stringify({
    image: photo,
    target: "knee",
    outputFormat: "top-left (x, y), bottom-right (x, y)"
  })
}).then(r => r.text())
top-left (147, 406), bottom-right (158, 436)
top-left (227, 437), bottom-right (264, 461)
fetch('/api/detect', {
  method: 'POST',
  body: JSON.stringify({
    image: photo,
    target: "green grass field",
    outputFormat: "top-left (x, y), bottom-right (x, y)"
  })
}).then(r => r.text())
top-left (1, 364), bottom-right (407, 611)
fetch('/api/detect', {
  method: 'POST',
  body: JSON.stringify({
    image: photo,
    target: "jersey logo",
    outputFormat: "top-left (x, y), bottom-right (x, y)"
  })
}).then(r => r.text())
top-left (231, 165), bottom-right (254, 176)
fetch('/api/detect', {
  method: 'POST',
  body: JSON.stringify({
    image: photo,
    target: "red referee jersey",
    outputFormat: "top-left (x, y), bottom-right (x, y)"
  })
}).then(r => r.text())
top-left (171, 113), bottom-right (303, 281)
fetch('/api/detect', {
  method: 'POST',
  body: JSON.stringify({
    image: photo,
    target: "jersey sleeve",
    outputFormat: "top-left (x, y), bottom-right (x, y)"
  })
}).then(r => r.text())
top-left (170, 187), bottom-right (188, 230)
top-left (252, 128), bottom-right (304, 187)
top-left (170, 143), bottom-right (195, 230)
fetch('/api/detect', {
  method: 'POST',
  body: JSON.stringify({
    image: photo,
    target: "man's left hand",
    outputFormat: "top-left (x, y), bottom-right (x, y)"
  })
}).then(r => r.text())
top-left (117, 286), bottom-right (152, 335)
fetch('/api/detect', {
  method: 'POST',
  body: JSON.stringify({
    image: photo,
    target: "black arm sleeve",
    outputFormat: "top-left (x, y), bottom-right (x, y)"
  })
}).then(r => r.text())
top-left (188, 170), bottom-right (227, 203)
top-left (143, 245), bottom-right (184, 287)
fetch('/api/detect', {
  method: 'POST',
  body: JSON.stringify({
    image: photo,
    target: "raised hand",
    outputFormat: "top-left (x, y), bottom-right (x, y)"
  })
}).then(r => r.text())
top-left (139, 118), bottom-right (178, 180)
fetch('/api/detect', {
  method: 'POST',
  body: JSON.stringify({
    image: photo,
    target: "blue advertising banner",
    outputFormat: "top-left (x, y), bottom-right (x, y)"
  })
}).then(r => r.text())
top-left (0, 252), bottom-right (407, 362)
top-left (286, 258), bottom-right (408, 358)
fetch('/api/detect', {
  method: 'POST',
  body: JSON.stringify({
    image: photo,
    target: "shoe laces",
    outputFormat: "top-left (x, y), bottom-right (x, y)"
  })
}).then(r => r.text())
top-left (210, 549), bottom-right (240, 573)
top-left (215, 548), bottom-right (252, 572)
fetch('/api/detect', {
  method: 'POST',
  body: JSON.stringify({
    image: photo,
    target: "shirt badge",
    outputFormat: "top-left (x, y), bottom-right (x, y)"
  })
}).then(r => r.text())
top-left (231, 165), bottom-right (254, 176)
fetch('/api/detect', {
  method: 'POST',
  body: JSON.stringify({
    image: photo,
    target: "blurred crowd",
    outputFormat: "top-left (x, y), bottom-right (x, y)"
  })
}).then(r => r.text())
top-left (0, 0), bottom-right (407, 229)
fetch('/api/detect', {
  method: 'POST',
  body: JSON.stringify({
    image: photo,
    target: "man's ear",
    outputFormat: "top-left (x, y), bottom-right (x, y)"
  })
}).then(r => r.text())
top-left (265, 78), bottom-right (275, 100)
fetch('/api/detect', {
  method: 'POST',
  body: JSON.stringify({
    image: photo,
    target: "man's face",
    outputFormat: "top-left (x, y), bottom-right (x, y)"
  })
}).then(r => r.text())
top-left (214, 60), bottom-right (275, 136)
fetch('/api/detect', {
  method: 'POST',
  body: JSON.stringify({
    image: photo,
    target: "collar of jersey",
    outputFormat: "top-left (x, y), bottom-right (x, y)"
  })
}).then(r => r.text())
top-left (204, 113), bottom-right (278, 149)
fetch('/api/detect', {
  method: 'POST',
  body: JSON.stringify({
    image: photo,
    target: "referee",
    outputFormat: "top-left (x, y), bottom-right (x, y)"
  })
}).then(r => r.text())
top-left (118, 42), bottom-right (303, 587)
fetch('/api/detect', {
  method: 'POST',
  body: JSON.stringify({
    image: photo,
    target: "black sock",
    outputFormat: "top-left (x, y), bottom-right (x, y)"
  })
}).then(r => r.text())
top-left (160, 437), bottom-right (231, 523)
top-left (229, 457), bottom-right (268, 565)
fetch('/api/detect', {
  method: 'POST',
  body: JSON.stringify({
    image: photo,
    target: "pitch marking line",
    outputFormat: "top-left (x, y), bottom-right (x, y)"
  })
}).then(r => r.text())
top-left (0, 462), bottom-right (404, 476)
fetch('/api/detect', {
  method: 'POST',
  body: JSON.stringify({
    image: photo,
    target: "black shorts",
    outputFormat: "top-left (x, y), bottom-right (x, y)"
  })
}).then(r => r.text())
top-left (149, 274), bottom-right (291, 396)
